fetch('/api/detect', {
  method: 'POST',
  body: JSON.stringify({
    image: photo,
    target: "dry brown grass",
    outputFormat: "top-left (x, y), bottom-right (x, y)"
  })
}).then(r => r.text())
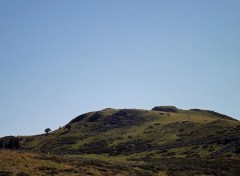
top-left (0, 150), bottom-right (77, 176)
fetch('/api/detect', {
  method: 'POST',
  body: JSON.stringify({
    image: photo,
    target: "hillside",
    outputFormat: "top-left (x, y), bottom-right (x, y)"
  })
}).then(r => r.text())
top-left (1, 106), bottom-right (240, 175)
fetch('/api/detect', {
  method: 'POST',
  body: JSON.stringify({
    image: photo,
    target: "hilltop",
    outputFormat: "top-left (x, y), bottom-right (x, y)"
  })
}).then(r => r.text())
top-left (1, 106), bottom-right (240, 175)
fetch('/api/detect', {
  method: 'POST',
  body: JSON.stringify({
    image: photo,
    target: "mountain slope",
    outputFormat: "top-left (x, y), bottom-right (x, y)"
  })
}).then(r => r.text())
top-left (1, 106), bottom-right (240, 175)
top-left (20, 107), bottom-right (240, 156)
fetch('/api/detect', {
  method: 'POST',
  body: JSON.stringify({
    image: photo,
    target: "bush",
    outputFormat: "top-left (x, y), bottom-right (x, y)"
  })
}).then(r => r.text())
top-left (0, 136), bottom-right (20, 149)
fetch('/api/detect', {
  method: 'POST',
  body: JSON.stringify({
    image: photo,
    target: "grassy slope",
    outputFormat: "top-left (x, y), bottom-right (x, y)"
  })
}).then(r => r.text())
top-left (1, 107), bottom-right (240, 175)
top-left (0, 150), bottom-right (155, 176)
top-left (0, 150), bottom-right (77, 176)
top-left (21, 108), bottom-right (240, 156)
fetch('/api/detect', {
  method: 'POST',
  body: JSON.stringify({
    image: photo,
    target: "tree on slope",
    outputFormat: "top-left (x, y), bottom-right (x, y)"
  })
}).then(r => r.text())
top-left (45, 128), bottom-right (51, 135)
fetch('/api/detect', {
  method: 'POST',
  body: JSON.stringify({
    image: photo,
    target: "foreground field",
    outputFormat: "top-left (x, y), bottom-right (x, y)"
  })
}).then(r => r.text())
top-left (1, 150), bottom-right (240, 176)
top-left (0, 150), bottom-right (164, 176)
top-left (0, 150), bottom-right (77, 176)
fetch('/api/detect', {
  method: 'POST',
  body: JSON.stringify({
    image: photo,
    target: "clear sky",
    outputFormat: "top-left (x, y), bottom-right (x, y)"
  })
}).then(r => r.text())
top-left (0, 0), bottom-right (240, 137)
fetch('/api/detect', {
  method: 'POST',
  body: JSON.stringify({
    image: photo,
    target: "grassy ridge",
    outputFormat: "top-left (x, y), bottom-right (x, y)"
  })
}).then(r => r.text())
top-left (21, 108), bottom-right (240, 156)
top-left (1, 107), bottom-right (240, 175)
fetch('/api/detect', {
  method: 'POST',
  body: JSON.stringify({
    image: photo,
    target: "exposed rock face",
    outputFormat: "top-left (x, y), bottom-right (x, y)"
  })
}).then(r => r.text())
top-left (152, 106), bottom-right (179, 113)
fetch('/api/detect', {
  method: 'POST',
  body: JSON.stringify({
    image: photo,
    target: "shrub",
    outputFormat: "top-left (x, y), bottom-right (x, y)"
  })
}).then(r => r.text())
top-left (65, 124), bottom-right (71, 131)
top-left (45, 128), bottom-right (51, 135)
top-left (0, 136), bottom-right (20, 149)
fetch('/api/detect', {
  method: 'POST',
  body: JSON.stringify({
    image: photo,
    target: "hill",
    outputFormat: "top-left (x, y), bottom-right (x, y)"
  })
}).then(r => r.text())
top-left (1, 106), bottom-right (240, 175)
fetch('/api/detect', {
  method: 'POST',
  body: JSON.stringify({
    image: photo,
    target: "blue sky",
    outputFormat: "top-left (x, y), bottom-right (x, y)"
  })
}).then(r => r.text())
top-left (0, 0), bottom-right (240, 137)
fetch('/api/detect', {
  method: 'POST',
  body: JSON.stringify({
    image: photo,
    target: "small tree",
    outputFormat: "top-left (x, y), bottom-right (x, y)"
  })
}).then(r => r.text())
top-left (45, 128), bottom-right (51, 135)
top-left (65, 124), bottom-right (71, 132)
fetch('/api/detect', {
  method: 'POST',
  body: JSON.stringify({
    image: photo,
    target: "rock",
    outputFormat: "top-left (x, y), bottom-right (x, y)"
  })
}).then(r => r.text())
top-left (152, 106), bottom-right (179, 113)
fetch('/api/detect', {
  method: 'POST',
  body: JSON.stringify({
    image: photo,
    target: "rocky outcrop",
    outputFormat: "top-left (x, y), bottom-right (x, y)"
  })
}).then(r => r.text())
top-left (152, 106), bottom-right (179, 113)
